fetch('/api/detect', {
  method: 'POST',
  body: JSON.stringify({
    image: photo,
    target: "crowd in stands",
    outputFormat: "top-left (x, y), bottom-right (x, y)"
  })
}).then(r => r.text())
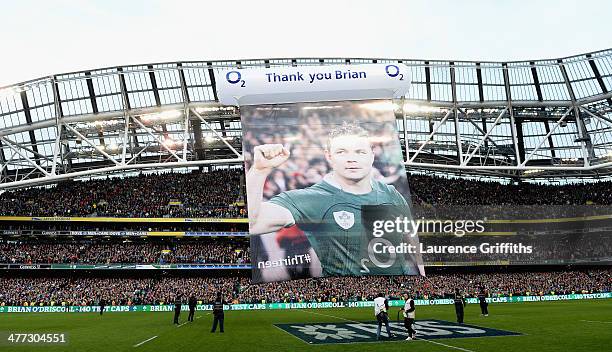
top-left (0, 240), bottom-right (249, 265)
top-left (409, 175), bottom-right (612, 206)
top-left (0, 171), bottom-right (610, 307)
top-left (0, 269), bottom-right (609, 306)
top-left (420, 233), bottom-right (612, 263)
top-left (0, 170), bottom-right (244, 218)
top-left (1, 232), bottom-right (609, 266)
top-left (0, 171), bottom-right (611, 219)
top-left (0, 222), bottom-right (247, 234)
top-left (248, 269), bottom-right (612, 304)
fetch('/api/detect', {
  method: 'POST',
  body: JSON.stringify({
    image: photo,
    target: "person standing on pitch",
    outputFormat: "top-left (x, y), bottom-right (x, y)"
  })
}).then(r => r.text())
top-left (374, 293), bottom-right (393, 340)
top-left (400, 292), bottom-right (416, 340)
top-left (173, 295), bottom-right (182, 325)
top-left (211, 292), bottom-right (225, 333)
top-left (454, 289), bottom-right (466, 324)
top-left (478, 287), bottom-right (489, 316)
top-left (188, 295), bottom-right (197, 322)
top-left (99, 297), bottom-right (106, 316)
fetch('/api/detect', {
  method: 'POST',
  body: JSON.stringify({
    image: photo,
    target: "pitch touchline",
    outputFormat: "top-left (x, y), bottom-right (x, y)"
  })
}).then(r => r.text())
top-left (579, 320), bottom-right (612, 324)
top-left (133, 335), bottom-right (158, 347)
top-left (301, 310), bottom-right (476, 352)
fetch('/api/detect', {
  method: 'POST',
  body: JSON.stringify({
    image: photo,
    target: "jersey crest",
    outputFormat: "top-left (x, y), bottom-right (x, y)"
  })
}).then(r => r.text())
top-left (333, 211), bottom-right (355, 230)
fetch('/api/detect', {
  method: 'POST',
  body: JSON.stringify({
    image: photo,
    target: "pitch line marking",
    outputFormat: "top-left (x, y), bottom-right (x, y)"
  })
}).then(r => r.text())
top-left (132, 312), bottom-right (212, 347)
top-left (133, 335), bottom-right (158, 347)
top-left (196, 312), bottom-right (211, 320)
top-left (580, 320), bottom-right (612, 324)
top-left (414, 337), bottom-right (476, 352)
top-left (272, 324), bottom-right (311, 344)
top-left (301, 309), bottom-right (476, 352)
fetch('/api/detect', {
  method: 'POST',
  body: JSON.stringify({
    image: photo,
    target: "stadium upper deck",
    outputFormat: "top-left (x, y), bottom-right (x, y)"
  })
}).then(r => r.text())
top-left (1, 49), bottom-right (612, 189)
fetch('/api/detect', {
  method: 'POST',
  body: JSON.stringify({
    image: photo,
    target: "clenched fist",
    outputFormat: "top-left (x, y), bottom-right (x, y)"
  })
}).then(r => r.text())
top-left (253, 144), bottom-right (290, 171)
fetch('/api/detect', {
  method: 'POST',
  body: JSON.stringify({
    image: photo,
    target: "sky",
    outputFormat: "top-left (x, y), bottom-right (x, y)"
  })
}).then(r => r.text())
top-left (1, 0), bottom-right (611, 87)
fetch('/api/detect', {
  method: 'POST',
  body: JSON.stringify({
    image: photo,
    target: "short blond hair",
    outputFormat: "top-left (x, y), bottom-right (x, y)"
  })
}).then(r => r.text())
top-left (326, 122), bottom-right (369, 150)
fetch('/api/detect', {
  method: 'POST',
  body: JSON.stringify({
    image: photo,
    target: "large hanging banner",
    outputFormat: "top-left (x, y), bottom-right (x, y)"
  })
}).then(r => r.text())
top-left (217, 64), bottom-right (423, 283)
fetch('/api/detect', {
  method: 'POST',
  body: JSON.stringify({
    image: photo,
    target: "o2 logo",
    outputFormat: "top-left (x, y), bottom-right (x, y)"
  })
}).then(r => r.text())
top-left (385, 65), bottom-right (404, 80)
top-left (226, 71), bottom-right (246, 87)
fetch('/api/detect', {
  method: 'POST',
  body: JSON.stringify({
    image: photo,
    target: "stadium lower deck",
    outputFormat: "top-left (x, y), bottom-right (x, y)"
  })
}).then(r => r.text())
top-left (0, 172), bottom-right (611, 351)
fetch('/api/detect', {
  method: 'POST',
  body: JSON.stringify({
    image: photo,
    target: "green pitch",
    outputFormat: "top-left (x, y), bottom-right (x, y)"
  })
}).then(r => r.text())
top-left (1, 300), bottom-right (610, 352)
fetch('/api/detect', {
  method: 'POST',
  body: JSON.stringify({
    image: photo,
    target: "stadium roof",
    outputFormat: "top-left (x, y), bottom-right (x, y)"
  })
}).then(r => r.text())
top-left (1, 49), bottom-right (612, 189)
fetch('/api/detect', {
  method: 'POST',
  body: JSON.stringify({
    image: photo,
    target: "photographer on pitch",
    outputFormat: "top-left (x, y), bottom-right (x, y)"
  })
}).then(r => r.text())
top-left (400, 292), bottom-right (416, 340)
top-left (374, 293), bottom-right (394, 340)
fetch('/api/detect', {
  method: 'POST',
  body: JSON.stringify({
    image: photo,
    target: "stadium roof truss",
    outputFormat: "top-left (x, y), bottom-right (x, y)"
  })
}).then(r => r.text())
top-left (1, 52), bottom-right (612, 189)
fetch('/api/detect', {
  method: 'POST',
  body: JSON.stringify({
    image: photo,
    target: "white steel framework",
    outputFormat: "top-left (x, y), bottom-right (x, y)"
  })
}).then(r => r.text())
top-left (1, 50), bottom-right (612, 189)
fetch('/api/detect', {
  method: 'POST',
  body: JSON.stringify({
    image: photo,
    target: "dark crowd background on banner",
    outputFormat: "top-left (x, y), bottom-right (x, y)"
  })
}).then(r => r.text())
top-left (242, 102), bottom-right (409, 198)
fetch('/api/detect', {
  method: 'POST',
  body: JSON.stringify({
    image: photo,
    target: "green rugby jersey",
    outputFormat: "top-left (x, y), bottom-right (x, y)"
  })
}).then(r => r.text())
top-left (269, 179), bottom-right (419, 277)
